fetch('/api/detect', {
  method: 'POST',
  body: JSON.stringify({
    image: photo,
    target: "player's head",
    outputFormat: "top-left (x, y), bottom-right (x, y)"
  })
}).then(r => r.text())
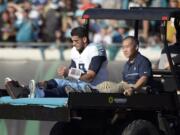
top-left (122, 36), bottom-right (139, 59)
top-left (71, 26), bottom-right (88, 53)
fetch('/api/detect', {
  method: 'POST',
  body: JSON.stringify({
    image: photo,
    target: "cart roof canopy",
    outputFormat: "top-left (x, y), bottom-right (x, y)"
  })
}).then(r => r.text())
top-left (82, 8), bottom-right (180, 20)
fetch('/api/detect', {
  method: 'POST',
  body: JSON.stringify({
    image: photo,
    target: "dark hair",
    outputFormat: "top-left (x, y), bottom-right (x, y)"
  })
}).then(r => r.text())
top-left (71, 26), bottom-right (88, 38)
top-left (122, 36), bottom-right (139, 46)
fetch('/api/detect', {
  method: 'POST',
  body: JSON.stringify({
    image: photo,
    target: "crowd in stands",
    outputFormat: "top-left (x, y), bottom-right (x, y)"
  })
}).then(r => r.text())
top-left (0, 0), bottom-right (180, 60)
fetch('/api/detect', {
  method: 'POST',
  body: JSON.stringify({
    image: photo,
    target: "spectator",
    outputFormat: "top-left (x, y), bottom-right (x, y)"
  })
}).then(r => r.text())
top-left (43, 0), bottom-right (61, 42)
top-left (103, 0), bottom-right (121, 9)
top-left (7, 3), bottom-right (17, 23)
top-left (33, 3), bottom-right (46, 41)
top-left (62, 0), bottom-right (74, 11)
top-left (14, 9), bottom-right (36, 42)
top-left (79, 0), bottom-right (96, 10)
top-left (150, 0), bottom-right (168, 7)
top-left (0, 0), bottom-right (7, 13)
top-left (7, 2), bottom-right (36, 42)
top-left (55, 29), bottom-right (66, 61)
top-left (72, 9), bottom-right (85, 27)
top-left (129, 0), bottom-right (149, 42)
top-left (169, 0), bottom-right (179, 8)
top-left (31, 0), bottom-right (48, 5)
top-left (108, 21), bottom-right (129, 60)
top-left (93, 24), bottom-right (112, 45)
top-left (0, 10), bottom-right (15, 42)
top-left (166, 0), bottom-right (179, 44)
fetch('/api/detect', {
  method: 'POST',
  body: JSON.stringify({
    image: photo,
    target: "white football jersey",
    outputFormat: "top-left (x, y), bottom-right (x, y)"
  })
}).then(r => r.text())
top-left (71, 43), bottom-right (108, 85)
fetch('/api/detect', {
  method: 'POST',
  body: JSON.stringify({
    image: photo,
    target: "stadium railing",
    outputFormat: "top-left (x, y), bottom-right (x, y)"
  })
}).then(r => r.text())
top-left (0, 42), bottom-right (162, 61)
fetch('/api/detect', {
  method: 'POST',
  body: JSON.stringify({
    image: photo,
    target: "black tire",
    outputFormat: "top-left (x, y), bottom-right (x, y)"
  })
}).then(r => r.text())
top-left (49, 122), bottom-right (67, 135)
top-left (49, 120), bottom-right (82, 135)
top-left (50, 120), bottom-right (105, 135)
top-left (122, 119), bottom-right (160, 135)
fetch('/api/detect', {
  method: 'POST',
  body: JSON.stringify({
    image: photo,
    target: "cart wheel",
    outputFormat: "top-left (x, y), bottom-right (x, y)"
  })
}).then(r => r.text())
top-left (122, 119), bottom-right (160, 135)
top-left (49, 122), bottom-right (65, 135)
top-left (49, 120), bottom-right (82, 135)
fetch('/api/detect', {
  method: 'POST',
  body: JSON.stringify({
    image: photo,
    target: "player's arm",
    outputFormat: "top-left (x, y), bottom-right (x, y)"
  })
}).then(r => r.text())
top-left (80, 56), bottom-right (107, 82)
top-left (69, 60), bottom-right (76, 69)
top-left (57, 60), bottom-right (76, 77)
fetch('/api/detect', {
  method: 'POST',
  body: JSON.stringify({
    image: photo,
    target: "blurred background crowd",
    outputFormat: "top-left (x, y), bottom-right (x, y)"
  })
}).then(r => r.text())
top-left (0, 0), bottom-right (180, 61)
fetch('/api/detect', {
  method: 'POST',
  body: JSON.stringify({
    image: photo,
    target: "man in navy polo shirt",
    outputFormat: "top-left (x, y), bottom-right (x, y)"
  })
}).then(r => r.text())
top-left (96, 36), bottom-right (152, 96)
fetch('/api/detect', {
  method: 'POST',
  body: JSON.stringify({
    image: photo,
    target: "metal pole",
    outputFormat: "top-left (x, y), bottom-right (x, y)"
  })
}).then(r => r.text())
top-left (84, 18), bottom-right (90, 43)
top-left (134, 20), bottom-right (139, 40)
top-left (161, 20), bottom-right (179, 91)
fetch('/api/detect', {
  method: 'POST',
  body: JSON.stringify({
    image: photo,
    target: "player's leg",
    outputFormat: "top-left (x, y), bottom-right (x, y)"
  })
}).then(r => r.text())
top-left (63, 79), bottom-right (99, 94)
top-left (38, 80), bottom-right (97, 97)
top-left (4, 77), bottom-right (67, 98)
top-left (4, 77), bottom-right (98, 98)
top-left (37, 79), bottom-right (58, 89)
top-left (31, 78), bottom-right (77, 97)
top-left (4, 78), bottom-right (74, 98)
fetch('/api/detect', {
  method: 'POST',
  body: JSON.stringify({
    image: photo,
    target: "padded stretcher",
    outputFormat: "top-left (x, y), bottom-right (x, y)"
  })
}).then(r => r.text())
top-left (0, 96), bottom-right (70, 121)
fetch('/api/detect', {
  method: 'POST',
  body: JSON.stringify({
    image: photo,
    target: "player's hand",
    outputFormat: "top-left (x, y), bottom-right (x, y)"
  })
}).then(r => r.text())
top-left (57, 66), bottom-right (68, 77)
top-left (123, 87), bottom-right (134, 96)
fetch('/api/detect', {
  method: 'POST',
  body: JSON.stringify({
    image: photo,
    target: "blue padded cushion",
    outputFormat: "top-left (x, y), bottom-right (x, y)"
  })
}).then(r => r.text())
top-left (0, 96), bottom-right (68, 108)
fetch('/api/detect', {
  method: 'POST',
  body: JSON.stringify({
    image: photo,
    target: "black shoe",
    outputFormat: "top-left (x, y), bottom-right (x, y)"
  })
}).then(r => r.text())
top-left (5, 80), bottom-right (29, 99)
top-left (0, 89), bottom-right (8, 97)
